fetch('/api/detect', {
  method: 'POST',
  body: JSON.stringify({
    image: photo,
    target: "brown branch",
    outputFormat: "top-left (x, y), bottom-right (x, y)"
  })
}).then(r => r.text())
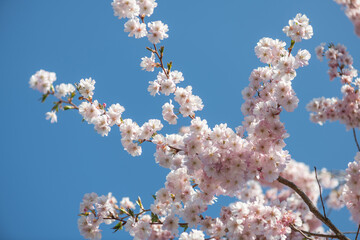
top-left (58, 99), bottom-right (79, 110)
top-left (353, 128), bottom-right (360, 152)
top-left (48, 89), bottom-right (79, 110)
top-left (314, 167), bottom-right (327, 218)
top-left (277, 176), bottom-right (350, 240)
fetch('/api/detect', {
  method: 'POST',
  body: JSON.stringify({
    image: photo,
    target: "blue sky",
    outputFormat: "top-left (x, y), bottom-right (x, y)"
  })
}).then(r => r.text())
top-left (1, 0), bottom-right (360, 239)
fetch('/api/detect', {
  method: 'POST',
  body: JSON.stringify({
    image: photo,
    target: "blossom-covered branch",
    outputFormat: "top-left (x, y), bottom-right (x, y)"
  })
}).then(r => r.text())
top-left (29, 0), bottom-right (360, 240)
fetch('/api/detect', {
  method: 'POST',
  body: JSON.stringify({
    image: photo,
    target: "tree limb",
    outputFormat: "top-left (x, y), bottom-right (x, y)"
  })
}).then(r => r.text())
top-left (277, 176), bottom-right (350, 240)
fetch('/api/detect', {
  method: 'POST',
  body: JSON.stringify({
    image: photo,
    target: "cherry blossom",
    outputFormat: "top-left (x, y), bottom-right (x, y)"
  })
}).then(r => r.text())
top-left (29, 1), bottom-right (360, 239)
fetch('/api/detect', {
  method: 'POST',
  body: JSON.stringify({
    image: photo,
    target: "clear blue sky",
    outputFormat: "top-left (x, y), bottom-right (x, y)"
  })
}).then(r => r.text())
top-left (1, 0), bottom-right (360, 239)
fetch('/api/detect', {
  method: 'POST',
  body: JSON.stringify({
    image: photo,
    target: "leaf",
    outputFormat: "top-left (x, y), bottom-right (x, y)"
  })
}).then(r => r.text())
top-left (167, 61), bottom-right (173, 71)
top-left (70, 91), bottom-right (76, 99)
top-left (159, 46), bottom-right (165, 56)
top-left (51, 102), bottom-right (60, 112)
top-left (41, 93), bottom-right (49, 103)
top-left (146, 47), bottom-right (154, 52)
top-left (179, 223), bottom-right (188, 232)
top-left (112, 222), bottom-right (123, 233)
top-left (289, 40), bottom-right (295, 49)
top-left (151, 212), bottom-right (159, 223)
top-left (119, 207), bottom-right (129, 215)
top-left (152, 195), bottom-right (156, 200)
top-left (128, 209), bottom-right (135, 218)
top-left (136, 196), bottom-right (143, 210)
top-left (78, 212), bottom-right (90, 217)
top-left (63, 105), bottom-right (74, 110)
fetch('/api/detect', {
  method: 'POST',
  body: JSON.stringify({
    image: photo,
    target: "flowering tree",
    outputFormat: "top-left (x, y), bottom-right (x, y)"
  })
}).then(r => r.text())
top-left (29, 0), bottom-right (360, 239)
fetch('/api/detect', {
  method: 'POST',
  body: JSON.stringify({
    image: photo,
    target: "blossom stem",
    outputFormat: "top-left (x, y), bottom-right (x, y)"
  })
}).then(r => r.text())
top-left (355, 224), bottom-right (360, 240)
top-left (277, 175), bottom-right (350, 240)
top-left (288, 39), bottom-right (295, 56)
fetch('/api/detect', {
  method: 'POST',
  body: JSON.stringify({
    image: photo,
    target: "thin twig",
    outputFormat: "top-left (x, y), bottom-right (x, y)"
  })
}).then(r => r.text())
top-left (139, 15), bottom-right (169, 79)
top-left (277, 176), bottom-right (350, 240)
top-left (343, 232), bottom-right (358, 234)
top-left (355, 224), bottom-right (360, 240)
top-left (353, 128), bottom-right (360, 152)
top-left (314, 167), bottom-right (327, 218)
top-left (291, 225), bottom-right (350, 239)
top-left (290, 224), bottom-right (315, 240)
top-left (153, 44), bottom-right (169, 78)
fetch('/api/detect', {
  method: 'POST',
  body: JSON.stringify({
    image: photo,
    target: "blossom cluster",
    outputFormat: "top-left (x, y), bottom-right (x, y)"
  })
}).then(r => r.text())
top-left (112, 0), bottom-right (169, 44)
top-left (29, 69), bottom-right (56, 94)
top-left (282, 13), bottom-right (313, 42)
top-left (142, 57), bottom-right (204, 120)
top-left (157, 81), bottom-right (203, 120)
top-left (55, 83), bottom-right (76, 99)
top-left (120, 118), bottom-right (163, 156)
top-left (238, 16), bottom-right (312, 184)
top-left (112, 0), bottom-right (157, 19)
top-left (307, 43), bottom-right (360, 129)
top-left (79, 100), bottom-right (125, 137)
top-left (77, 79), bottom-right (127, 137)
top-left (335, 0), bottom-right (360, 36)
top-left (342, 152), bottom-right (360, 224)
top-left (78, 193), bottom-right (118, 240)
top-left (218, 198), bottom-right (302, 239)
top-left (76, 78), bottom-right (127, 137)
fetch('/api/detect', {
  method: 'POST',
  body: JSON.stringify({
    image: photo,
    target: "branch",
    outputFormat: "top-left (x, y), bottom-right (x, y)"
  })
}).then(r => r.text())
top-left (356, 224), bottom-right (360, 240)
top-left (277, 176), bottom-right (350, 240)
